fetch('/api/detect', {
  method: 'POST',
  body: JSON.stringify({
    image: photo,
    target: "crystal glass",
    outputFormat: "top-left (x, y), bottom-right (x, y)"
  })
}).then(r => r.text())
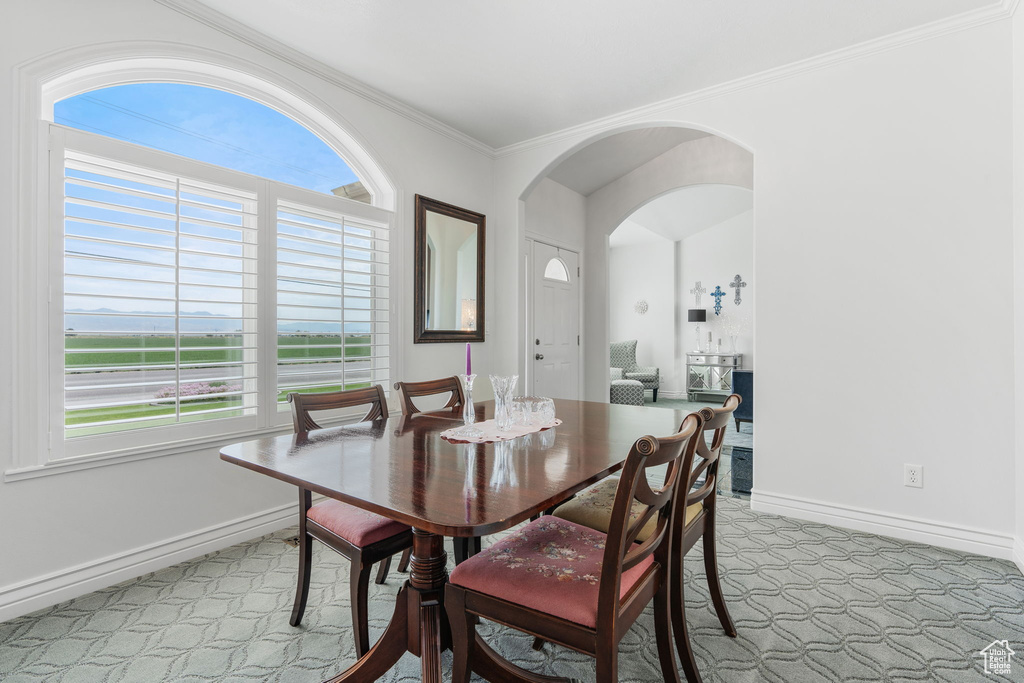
top-left (536, 397), bottom-right (556, 424)
top-left (489, 374), bottom-right (519, 431)
top-left (511, 396), bottom-right (531, 426)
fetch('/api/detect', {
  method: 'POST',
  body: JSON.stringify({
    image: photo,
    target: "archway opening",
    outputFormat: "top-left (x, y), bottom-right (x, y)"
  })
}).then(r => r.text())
top-left (521, 124), bottom-right (755, 497)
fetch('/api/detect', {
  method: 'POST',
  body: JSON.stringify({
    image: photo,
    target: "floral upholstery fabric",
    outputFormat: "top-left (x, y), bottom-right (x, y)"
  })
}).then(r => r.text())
top-left (307, 500), bottom-right (409, 547)
top-left (553, 477), bottom-right (703, 543)
top-left (610, 379), bottom-right (644, 406)
top-left (448, 517), bottom-right (654, 627)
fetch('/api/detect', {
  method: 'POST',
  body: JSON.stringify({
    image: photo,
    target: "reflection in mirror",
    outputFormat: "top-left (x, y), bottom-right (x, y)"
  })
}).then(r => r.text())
top-left (425, 213), bottom-right (478, 330)
top-left (414, 196), bottom-right (485, 343)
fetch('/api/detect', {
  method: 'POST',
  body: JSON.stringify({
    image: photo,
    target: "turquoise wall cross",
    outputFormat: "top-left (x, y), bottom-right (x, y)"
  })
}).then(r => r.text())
top-left (710, 286), bottom-right (725, 315)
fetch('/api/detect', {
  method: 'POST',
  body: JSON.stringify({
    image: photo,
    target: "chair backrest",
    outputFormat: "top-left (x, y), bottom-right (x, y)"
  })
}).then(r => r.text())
top-left (392, 376), bottom-right (465, 415)
top-left (287, 385), bottom-right (389, 432)
top-left (684, 394), bottom-right (741, 513)
top-left (732, 371), bottom-right (753, 421)
top-left (609, 339), bottom-right (638, 373)
top-left (596, 412), bottom-right (703, 626)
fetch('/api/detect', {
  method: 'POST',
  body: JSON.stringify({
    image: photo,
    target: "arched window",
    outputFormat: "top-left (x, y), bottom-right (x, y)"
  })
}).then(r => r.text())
top-left (543, 257), bottom-right (571, 282)
top-left (45, 78), bottom-right (394, 460)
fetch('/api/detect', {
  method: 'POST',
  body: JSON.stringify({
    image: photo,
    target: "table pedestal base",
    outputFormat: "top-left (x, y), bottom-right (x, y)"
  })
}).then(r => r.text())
top-left (323, 529), bottom-right (576, 683)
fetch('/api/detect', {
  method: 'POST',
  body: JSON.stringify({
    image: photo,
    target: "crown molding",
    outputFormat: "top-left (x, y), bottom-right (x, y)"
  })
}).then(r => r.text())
top-left (495, 0), bottom-right (1018, 158)
top-left (154, 0), bottom-right (496, 159)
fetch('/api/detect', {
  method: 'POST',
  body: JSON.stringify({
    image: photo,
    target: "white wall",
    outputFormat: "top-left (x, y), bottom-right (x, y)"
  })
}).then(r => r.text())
top-left (1013, 6), bottom-right (1024, 576)
top-left (608, 224), bottom-right (677, 394)
top-left (524, 177), bottom-right (586, 250)
top-left (495, 19), bottom-right (1017, 560)
top-left (0, 0), bottom-right (498, 619)
top-left (681, 210), bottom-right (754, 368)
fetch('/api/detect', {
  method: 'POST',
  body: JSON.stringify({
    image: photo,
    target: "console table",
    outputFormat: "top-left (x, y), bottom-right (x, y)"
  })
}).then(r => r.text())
top-left (686, 352), bottom-right (742, 401)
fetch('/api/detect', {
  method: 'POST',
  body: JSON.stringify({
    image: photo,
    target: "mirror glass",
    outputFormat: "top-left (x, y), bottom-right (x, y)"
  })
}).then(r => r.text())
top-left (414, 196), bottom-right (485, 343)
top-left (424, 212), bottom-right (478, 331)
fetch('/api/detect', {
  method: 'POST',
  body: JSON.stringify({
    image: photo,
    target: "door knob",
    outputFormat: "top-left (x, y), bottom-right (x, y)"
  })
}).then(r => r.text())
top-left (535, 353), bottom-right (544, 360)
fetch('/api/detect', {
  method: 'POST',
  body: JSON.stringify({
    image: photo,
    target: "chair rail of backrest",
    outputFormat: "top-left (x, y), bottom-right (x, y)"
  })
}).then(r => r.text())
top-left (687, 394), bottom-right (741, 507)
top-left (392, 376), bottom-right (465, 416)
top-left (597, 412), bottom-right (703, 625)
top-left (288, 385), bottom-right (389, 432)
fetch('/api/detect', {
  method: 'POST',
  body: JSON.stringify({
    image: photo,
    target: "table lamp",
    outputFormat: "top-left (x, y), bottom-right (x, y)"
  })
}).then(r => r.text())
top-left (688, 309), bottom-right (707, 352)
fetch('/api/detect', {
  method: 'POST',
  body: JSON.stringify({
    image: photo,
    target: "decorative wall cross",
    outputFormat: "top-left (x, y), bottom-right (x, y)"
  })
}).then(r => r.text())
top-left (689, 281), bottom-right (706, 308)
top-left (710, 286), bottom-right (725, 316)
top-left (730, 274), bottom-right (747, 305)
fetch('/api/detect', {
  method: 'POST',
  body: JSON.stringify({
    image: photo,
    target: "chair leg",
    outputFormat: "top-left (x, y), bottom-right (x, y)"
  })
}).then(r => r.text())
top-left (289, 531), bottom-right (313, 627)
top-left (350, 561), bottom-right (373, 658)
top-left (446, 587), bottom-right (475, 683)
top-left (531, 637), bottom-right (546, 651)
top-left (703, 526), bottom-right (737, 637)
top-left (472, 536), bottom-right (482, 556)
top-left (595, 644), bottom-right (618, 683)
top-left (374, 555), bottom-right (392, 585)
top-left (735, 419), bottom-right (740, 432)
top-left (653, 388), bottom-right (658, 402)
top-left (672, 558), bottom-right (704, 683)
top-left (654, 573), bottom-right (681, 683)
top-left (397, 547), bottom-right (410, 573)
top-left (453, 537), bottom-right (469, 565)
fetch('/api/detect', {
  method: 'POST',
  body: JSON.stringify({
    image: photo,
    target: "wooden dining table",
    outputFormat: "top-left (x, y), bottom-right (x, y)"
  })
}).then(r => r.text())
top-left (220, 398), bottom-right (687, 683)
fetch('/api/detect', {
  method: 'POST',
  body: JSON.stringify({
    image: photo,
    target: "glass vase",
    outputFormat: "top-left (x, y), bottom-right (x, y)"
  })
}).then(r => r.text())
top-left (489, 374), bottom-right (519, 431)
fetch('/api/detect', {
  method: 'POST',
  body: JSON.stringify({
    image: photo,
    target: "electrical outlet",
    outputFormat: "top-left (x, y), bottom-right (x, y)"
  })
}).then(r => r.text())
top-left (904, 464), bottom-right (923, 488)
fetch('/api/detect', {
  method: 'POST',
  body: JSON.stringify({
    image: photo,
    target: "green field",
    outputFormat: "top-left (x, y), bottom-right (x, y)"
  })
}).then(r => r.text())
top-left (65, 334), bottom-right (371, 367)
top-left (65, 334), bottom-right (373, 433)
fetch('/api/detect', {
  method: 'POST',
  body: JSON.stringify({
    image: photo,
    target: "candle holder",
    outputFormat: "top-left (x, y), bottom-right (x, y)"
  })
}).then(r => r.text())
top-left (452, 374), bottom-right (483, 439)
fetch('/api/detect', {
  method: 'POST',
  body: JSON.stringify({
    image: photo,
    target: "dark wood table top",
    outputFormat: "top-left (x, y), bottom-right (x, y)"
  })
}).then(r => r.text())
top-left (220, 399), bottom-right (687, 537)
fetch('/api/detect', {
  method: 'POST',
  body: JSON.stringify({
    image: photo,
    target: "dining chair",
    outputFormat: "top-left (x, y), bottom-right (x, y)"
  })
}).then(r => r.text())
top-left (393, 376), bottom-right (479, 565)
top-left (287, 386), bottom-right (414, 658)
top-left (445, 413), bottom-right (703, 683)
top-left (549, 394), bottom-right (741, 682)
top-left (392, 375), bottom-right (465, 415)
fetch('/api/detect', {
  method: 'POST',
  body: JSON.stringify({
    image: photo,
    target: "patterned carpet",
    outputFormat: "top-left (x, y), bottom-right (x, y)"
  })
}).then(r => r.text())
top-left (1, 497), bottom-right (1022, 682)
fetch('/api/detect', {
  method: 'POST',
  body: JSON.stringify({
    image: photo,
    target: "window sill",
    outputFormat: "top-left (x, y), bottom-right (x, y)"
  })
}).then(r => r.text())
top-left (4, 412), bottom-right (395, 483)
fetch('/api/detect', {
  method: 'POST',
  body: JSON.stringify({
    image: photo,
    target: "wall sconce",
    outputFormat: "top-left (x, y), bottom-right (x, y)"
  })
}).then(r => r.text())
top-left (461, 299), bottom-right (477, 331)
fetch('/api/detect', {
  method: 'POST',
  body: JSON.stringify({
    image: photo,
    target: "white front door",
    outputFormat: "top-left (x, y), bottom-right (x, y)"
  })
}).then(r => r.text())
top-left (532, 242), bottom-right (580, 399)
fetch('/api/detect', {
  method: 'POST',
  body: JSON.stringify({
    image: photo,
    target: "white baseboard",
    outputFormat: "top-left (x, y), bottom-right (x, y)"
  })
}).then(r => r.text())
top-left (750, 490), bottom-right (1016, 561)
top-left (0, 502), bottom-right (297, 623)
top-left (656, 390), bottom-right (687, 399)
top-left (1013, 537), bottom-right (1024, 576)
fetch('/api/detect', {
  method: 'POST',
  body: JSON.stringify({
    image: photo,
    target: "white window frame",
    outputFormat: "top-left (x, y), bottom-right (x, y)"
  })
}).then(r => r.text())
top-left (7, 48), bottom-right (402, 481)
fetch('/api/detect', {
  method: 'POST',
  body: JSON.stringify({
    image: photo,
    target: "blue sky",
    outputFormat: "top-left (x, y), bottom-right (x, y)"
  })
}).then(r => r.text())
top-left (58, 83), bottom-right (370, 336)
top-left (55, 83), bottom-right (359, 194)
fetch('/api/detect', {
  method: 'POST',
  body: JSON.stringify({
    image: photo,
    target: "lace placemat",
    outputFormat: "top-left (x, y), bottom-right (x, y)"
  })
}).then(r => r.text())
top-left (441, 418), bottom-right (562, 444)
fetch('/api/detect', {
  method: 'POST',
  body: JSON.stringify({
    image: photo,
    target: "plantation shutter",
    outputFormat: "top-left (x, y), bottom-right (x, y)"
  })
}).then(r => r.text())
top-left (61, 146), bottom-right (259, 439)
top-left (275, 198), bottom-right (390, 405)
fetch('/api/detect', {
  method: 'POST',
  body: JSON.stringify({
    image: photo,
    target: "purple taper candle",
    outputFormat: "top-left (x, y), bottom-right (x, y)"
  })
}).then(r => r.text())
top-left (466, 343), bottom-right (471, 376)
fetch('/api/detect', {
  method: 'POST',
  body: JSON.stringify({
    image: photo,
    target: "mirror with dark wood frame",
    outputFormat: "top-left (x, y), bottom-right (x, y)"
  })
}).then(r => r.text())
top-left (414, 195), bottom-right (485, 343)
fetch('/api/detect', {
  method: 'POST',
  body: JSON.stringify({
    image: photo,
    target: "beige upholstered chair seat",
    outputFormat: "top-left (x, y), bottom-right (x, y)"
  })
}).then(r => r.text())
top-left (553, 477), bottom-right (703, 542)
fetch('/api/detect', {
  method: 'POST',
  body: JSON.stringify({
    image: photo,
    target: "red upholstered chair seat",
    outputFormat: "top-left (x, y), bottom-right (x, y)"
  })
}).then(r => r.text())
top-left (307, 500), bottom-right (410, 547)
top-left (449, 517), bottom-right (654, 628)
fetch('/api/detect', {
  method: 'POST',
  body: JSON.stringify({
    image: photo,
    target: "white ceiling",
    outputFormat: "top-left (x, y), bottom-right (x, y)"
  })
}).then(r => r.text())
top-left (197, 0), bottom-right (995, 148)
top-left (547, 128), bottom-right (709, 196)
top-left (612, 184), bottom-right (753, 246)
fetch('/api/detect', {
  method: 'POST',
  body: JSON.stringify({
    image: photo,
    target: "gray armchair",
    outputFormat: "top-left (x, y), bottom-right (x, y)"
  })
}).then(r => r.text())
top-left (610, 339), bottom-right (660, 401)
